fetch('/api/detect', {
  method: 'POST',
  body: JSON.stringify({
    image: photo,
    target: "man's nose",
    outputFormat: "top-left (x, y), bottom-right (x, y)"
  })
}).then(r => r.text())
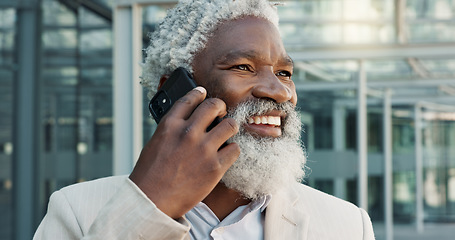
top-left (252, 72), bottom-right (293, 104)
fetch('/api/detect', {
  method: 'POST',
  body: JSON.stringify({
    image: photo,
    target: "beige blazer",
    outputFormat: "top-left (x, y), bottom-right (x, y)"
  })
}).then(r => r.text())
top-left (34, 176), bottom-right (375, 239)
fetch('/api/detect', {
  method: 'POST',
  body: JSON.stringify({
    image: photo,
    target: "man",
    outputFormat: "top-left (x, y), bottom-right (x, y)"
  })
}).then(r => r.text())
top-left (34, 0), bottom-right (375, 239)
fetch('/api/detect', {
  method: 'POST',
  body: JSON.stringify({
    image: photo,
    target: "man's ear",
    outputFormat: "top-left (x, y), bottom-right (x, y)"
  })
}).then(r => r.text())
top-left (157, 75), bottom-right (169, 90)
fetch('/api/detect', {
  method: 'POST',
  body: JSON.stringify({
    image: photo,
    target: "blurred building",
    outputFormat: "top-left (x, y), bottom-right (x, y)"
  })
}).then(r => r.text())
top-left (0, 0), bottom-right (454, 240)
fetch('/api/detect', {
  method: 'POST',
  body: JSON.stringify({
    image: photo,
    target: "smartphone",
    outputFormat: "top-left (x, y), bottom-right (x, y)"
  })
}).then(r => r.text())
top-left (149, 68), bottom-right (226, 147)
top-left (149, 67), bottom-right (197, 123)
top-left (149, 67), bottom-right (222, 129)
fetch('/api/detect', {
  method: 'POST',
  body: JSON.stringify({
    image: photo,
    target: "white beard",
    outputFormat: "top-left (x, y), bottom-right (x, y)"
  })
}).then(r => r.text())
top-left (221, 99), bottom-right (307, 200)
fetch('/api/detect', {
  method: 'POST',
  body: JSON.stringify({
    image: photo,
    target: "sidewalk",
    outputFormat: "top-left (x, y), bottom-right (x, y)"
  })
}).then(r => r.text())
top-left (373, 222), bottom-right (455, 240)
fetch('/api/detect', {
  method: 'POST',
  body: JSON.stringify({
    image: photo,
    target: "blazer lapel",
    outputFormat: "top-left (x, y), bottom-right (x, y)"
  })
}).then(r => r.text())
top-left (264, 187), bottom-right (309, 240)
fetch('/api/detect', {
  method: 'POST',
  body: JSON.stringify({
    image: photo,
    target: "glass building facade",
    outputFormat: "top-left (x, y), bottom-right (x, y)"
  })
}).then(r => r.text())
top-left (1, 0), bottom-right (455, 239)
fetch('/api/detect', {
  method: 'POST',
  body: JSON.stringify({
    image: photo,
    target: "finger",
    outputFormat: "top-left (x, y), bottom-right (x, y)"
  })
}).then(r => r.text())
top-left (187, 98), bottom-right (227, 131)
top-left (166, 86), bottom-right (207, 120)
top-left (217, 142), bottom-right (240, 171)
top-left (205, 118), bottom-right (239, 149)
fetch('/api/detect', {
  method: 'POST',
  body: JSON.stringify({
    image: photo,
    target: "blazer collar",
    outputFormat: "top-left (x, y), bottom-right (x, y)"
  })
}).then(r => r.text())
top-left (264, 184), bottom-right (309, 240)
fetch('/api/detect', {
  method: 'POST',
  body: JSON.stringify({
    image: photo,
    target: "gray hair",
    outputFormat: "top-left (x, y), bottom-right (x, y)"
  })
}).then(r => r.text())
top-left (140, 0), bottom-right (280, 99)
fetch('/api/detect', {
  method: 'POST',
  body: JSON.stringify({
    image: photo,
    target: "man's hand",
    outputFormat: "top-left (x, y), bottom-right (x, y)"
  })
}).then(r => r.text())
top-left (129, 87), bottom-right (240, 219)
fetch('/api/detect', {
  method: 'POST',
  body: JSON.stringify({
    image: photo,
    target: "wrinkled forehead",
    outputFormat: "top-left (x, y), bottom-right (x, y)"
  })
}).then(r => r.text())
top-left (196, 15), bottom-right (281, 56)
top-left (196, 16), bottom-right (288, 61)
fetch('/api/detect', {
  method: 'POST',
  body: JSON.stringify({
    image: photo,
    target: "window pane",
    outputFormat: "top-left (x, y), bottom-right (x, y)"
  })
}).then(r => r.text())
top-left (420, 58), bottom-right (455, 77)
top-left (406, 0), bottom-right (455, 20)
top-left (365, 59), bottom-right (415, 80)
top-left (42, 0), bottom-right (77, 26)
top-left (408, 23), bottom-right (455, 43)
top-left (43, 29), bottom-right (78, 48)
top-left (278, 0), bottom-right (342, 20)
top-left (343, 24), bottom-right (395, 44)
top-left (281, 23), bottom-right (342, 46)
top-left (295, 60), bottom-right (358, 83)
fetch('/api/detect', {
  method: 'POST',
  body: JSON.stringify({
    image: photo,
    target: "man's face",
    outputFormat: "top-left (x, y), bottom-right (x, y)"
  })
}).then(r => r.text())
top-left (192, 17), bottom-right (306, 199)
top-left (192, 16), bottom-right (298, 139)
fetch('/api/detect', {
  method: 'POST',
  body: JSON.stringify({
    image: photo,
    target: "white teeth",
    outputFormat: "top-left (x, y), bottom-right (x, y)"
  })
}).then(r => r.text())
top-left (269, 117), bottom-right (275, 125)
top-left (247, 116), bottom-right (281, 126)
top-left (254, 116), bottom-right (261, 124)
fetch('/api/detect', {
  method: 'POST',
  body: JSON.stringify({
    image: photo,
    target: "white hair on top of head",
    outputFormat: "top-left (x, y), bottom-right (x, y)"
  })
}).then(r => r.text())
top-left (140, 0), bottom-right (280, 98)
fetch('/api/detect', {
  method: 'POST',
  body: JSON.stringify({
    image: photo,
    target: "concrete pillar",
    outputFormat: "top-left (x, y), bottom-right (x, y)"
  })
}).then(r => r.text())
top-left (113, 4), bottom-right (143, 175)
top-left (13, 0), bottom-right (41, 239)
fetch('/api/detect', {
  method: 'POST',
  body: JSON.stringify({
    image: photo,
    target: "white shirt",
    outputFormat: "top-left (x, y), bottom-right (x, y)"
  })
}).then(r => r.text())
top-left (185, 195), bottom-right (271, 240)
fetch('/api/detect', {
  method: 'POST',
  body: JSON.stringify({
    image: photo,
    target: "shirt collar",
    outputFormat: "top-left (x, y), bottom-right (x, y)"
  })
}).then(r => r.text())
top-left (252, 194), bottom-right (272, 213)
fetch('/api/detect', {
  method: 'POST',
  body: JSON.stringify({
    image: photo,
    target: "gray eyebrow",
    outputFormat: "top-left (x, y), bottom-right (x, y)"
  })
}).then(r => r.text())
top-left (217, 50), bottom-right (294, 68)
top-left (217, 50), bottom-right (265, 64)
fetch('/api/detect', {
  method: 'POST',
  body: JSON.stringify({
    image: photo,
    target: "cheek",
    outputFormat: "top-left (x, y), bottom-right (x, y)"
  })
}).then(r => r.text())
top-left (192, 69), bottom-right (238, 106)
top-left (192, 68), bottom-right (223, 97)
top-left (200, 75), bottom-right (226, 98)
top-left (199, 73), bottom-right (253, 108)
top-left (207, 83), bottom-right (245, 108)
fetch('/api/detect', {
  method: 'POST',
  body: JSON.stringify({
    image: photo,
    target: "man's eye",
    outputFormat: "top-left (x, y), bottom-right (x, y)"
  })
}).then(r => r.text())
top-left (233, 65), bottom-right (250, 71)
top-left (276, 71), bottom-right (292, 78)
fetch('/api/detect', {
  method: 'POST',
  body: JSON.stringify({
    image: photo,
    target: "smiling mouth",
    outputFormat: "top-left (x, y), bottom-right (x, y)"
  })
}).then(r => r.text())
top-left (247, 116), bottom-right (281, 127)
